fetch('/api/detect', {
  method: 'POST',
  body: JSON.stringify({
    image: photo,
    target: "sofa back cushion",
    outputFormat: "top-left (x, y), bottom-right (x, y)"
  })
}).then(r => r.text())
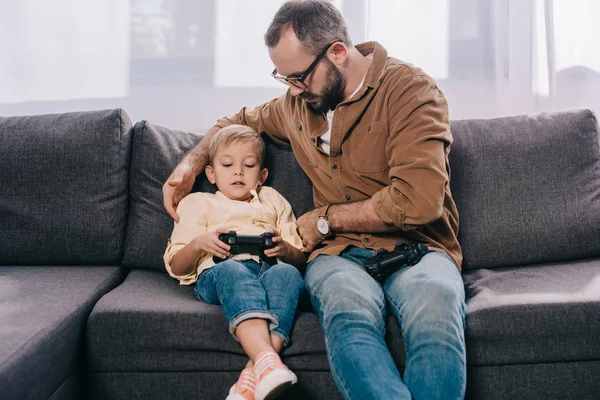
top-left (449, 109), bottom-right (600, 270)
top-left (0, 109), bottom-right (132, 265)
top-left (123, 121), bottom-right (313, 271)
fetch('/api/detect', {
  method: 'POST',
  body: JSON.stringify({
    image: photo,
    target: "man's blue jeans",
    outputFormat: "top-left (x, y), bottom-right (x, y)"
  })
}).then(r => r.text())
top-left (195, 259), bottom-right (304, 346)
top-left (305, 246), bottom-right (466, 399)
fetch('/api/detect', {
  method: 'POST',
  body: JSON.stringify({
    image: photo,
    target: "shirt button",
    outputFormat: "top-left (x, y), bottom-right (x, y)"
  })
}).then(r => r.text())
top-left (331, 163), bottom-right (337, 169)
top-left (345, 195), bottom-right (351, 201)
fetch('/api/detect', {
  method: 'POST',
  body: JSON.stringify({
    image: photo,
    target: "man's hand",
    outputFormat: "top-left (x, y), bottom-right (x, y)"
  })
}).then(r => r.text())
top-left (163, 163), bottom-right (196, 222)
top-left (296, 207), bottom-right (326, 252)
top-left (193, 226), bottom-right (231, 260)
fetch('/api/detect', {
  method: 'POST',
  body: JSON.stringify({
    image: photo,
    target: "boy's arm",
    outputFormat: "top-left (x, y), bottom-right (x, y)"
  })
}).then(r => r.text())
top-left (277, 243), bottom-right (307, 271)
top-left (169, 239), bottom-right (204, 277)
top-left (164, 195), bottom-right (209, 282)
top-left (264, 188), bottom-right (307, 269)
top-left (170, 226), bottom-right (231, 276)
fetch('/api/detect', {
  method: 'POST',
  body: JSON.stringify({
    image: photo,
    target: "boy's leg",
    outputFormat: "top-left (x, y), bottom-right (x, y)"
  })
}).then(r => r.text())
top-left (194, 259), bottom-right (279, 347)
top-left (258, 262), bottom-right (304, 346)
top-left (244, 336), bottom-right (283, 369)
top-left (383, 251), bottom-right (467, 400)
top-left (197, 259), bottom-right (297, 400)
top-left (304, 250), bottom-right (412, 400)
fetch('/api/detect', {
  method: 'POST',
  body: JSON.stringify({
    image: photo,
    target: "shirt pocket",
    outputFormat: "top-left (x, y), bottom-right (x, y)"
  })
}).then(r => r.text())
top-left (289, 120), bottom-right (318, 167)
top-left (347, 120), bottom-right (389, 172)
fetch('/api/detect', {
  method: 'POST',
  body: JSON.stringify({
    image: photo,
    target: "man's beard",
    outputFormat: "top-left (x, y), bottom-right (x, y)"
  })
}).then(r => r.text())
top-left (305, 61), bottom-right (346, 114)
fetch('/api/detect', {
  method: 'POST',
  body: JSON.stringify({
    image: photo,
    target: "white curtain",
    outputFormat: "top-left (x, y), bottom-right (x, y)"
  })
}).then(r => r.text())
top-left (0, 0), bottom-right (598, 130)
top-left (367, 0), bottom-right (600, 119)
top-left (0, 0), bottom-right (130, 103)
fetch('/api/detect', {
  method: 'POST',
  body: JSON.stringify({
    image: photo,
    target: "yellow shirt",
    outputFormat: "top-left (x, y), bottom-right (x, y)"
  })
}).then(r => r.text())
top-left (164, 186), bottom-right (304, 285)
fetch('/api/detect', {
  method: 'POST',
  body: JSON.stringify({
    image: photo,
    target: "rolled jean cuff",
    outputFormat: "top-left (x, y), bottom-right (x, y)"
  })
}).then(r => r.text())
top-left (269, 329), bottom-right (290, 347)
top-left (229, 310), bottom-right (279, 342)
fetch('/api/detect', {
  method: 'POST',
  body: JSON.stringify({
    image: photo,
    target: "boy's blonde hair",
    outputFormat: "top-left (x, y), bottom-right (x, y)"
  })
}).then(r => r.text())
top-left (208, 125), bottom-right (266, 167)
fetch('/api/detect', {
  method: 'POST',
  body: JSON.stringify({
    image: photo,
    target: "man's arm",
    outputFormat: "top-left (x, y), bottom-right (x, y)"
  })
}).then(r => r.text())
top-left (296, 200), bottom-right (395, 251)
top-left (327, 199), bottom-right (395, 233)
top-left (369, 74), bottom-right (451, 229)
top-left (297, 73), bottom-right (451, 250)
top-left (162, 127), bottom-right (220, 222)
top-left (182, 127), bottom-right (220, 176)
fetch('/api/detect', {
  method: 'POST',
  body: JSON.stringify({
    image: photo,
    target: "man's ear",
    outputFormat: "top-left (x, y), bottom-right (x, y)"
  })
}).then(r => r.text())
top-left (330, 42), bottom-right (348, 65)
top-left (259, 168), bottom-right (268, 186)
top-left (205, 165), bottom-right (216, 184)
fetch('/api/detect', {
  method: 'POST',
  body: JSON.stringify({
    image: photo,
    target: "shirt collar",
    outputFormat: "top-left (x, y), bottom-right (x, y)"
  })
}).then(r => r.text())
top-left (355, 41), bottom-right (388, 89)
top-left (214, 188), bottom-right (261, 203)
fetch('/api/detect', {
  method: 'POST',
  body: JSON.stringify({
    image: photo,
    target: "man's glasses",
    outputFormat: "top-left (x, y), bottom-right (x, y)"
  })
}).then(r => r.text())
top-left (271, 40), bottom-right (342, 90)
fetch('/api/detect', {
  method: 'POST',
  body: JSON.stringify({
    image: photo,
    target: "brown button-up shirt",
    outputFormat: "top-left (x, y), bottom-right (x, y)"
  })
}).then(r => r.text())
top-left (215, 41), bottom-right (462, 269)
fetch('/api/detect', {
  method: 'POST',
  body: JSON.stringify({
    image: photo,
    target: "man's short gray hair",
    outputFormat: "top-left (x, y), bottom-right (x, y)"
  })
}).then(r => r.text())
top-left (264, 0), bottom-right (351, 56)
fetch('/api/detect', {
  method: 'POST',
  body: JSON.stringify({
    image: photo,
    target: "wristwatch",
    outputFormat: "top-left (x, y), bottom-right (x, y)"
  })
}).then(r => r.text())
top-left (317, 204), bottom-right (333, 237)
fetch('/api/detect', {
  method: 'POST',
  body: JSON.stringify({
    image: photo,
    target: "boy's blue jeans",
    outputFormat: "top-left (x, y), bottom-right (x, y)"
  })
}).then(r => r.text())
top-left (194, 259), bottom-right (304, 346)
top-left (305, 246), bottom-right (467, 400)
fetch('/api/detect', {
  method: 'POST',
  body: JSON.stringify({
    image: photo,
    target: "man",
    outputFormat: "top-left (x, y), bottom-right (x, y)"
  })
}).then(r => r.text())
top-left (163, 1), bottom-right (466, 399)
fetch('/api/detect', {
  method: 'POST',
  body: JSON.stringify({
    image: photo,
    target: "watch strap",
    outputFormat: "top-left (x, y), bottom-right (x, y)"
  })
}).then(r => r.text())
top-left (319, 204), bottom-right (334, 237)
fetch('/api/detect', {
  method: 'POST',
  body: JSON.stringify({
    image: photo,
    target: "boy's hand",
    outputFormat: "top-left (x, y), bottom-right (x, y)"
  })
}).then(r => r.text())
top-left (263, 229), bottom-right (291, 259)
top-left (193, 226), bottom-right (231, 260)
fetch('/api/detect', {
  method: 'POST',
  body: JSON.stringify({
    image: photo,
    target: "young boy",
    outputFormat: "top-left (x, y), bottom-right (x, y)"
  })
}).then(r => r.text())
top-left (163, 125), bottom-right (305, 400)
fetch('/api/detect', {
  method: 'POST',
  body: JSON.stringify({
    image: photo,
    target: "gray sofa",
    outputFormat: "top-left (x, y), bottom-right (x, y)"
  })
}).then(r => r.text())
top-left (1, 108), bottom-right (599, 400)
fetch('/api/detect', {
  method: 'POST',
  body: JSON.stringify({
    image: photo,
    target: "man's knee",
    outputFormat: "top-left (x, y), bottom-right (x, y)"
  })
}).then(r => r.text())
top-left (386, 253), bottom-right (463, 300)
top-left (305, 255), bottom-right (386, 329)
top-left (211, 259), bottom-right (248, 280)
top-left (385, 252), bottom-right (465, 325)
top-left (263, 263), bottom-right (304, 290)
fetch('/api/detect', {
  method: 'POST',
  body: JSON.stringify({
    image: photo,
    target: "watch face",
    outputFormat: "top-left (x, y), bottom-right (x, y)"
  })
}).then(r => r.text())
top-left (317, 218), bottom-right (329, 235)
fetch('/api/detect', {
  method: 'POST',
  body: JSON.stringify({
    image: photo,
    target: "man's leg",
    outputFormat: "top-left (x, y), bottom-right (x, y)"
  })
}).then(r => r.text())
top-left (305, 251), bottom-right (412, 400)
top-left (384, 251), bottom-right (467, 400)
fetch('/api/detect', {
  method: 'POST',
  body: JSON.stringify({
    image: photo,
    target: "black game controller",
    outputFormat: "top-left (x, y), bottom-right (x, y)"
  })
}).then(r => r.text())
top-left (364, 242), bottom-right (428, 284)
top-left (212, 231), bottom-right (277, 264)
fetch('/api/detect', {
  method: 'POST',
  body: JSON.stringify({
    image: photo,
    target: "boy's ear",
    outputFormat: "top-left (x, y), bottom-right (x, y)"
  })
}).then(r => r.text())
top-left (259, 168), bottom-right (268, 185)
top-left (205, 165), bottom-right (216, 184)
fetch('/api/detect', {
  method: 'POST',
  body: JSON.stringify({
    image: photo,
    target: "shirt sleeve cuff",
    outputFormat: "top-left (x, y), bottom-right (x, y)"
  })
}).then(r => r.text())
top-left (163, 241), bottom-right (198, 285)
top-left (278, 221), bottom-right (305, 252)
top-left (371, 187), bottom-right (407, 229)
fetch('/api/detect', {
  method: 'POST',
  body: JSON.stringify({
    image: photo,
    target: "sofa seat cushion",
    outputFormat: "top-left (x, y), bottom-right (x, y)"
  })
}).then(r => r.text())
top-left (87, 270), bottom-right (408, 374)
top-left (463, 257), bottom-right (600, 366)
top-left (0, 266), bottom-right (125, 400)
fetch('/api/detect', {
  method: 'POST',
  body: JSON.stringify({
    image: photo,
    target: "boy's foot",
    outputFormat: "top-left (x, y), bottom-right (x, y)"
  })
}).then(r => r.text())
top-left (226, 368), bottom-right (256, 400)
top-left (253, 351), bottom-right (297, 400)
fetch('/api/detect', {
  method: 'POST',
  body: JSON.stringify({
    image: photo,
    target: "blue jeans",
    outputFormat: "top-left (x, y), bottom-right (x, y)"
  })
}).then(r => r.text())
top-left (305, 246), bottom-right (466, 400)
top-left (195, 259), bottom-right (304, 346)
